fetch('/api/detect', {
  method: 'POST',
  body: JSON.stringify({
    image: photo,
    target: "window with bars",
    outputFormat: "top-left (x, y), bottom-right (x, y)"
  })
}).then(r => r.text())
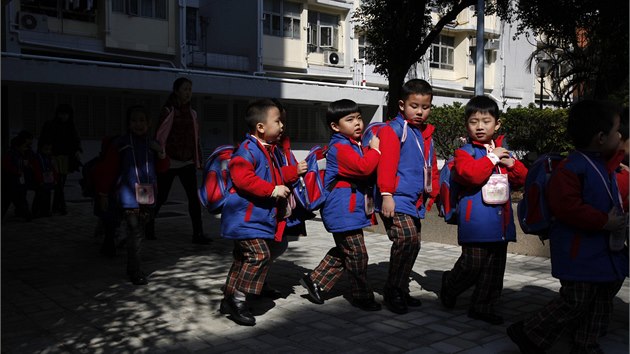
top-left (430, 35), bottom-right (455, 70)
top-left (263, 0), bottom-right (301, 39)
top-left (112, 0), bottom-right (167, 20)
top-left (307, 11), bottom-right (339, 53)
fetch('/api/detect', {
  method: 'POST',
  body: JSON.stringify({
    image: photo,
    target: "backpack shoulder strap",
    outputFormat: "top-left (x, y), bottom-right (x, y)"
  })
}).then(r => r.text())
top-left (459, 143), bottom-right (476, 158)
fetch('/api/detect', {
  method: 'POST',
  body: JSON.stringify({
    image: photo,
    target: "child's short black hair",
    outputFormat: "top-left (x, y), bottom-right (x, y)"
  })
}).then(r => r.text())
top-left (245, 99), bottom-right (278, 131)
top-left (567, 100), bottom-right (621, 148)
top-left (465, 96), bottom-right (500, 121)
top-left (126, 105), bottom-right (149, 126)
top-left (400, 79), bottom-right (433, 102)
top-left (326, 99), bottom-right (361, 127)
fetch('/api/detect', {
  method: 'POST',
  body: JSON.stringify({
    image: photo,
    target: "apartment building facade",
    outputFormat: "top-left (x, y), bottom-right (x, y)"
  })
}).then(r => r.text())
top-left (2, 0), bottom-right (539, 158)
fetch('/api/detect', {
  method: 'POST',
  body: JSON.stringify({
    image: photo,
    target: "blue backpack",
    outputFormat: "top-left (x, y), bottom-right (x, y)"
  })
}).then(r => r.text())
top-left (438, 144), bottom-right (476, 224)
top-left (292, 145), bottom-right (328, 212)
top-left (198, 145), bottom-right (235, 214)
top-left (516, 152), bottom-right (565, 241)
top-left (361, 120), bottom-right (407, 147)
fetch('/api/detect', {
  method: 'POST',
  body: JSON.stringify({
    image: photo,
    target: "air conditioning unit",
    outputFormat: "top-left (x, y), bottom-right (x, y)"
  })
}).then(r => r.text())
top-left (469, 38), bottom-right (500, 51)
top-left (324, 50), bottom-right (344, 67)
top-left (18, 12), bottom-right (49, 32)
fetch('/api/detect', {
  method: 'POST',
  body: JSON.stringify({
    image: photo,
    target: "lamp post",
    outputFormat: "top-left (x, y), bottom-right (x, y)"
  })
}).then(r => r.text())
top-left (535, 59), bottom-right (552, 109)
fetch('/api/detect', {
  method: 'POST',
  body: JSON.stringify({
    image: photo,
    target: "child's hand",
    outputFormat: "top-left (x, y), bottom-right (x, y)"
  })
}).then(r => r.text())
top-left (149, 141), bottom-right (166, 159)
top-left (297, 160), bottom-right (307, 176)
top-left (492, 147), bottom-right (510, 159)
top-left (271, 185), bottom-right (291, 199)
top-left (381, 195), bottom-right (395, 218)
top-left (369, 136), bottom-right (380, 150)
top-left (499, 157), bottom-right (515, 168)
top-left (604, 208), bottom-right (626, 233)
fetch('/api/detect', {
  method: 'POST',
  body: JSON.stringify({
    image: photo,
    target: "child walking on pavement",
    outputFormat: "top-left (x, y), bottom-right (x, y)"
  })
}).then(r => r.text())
top-left (375, 79), bottom-right (439, 314)
top-left (439, 96), bottom-right (527, 325)
top-left (300, 99), bottom-right (382, 311)
top-left (507, 100), bottom-right (628, 353)
top-left (95, 106), bottom-right (169, 285)
top-left (219, 99), bottom-right (305, 326)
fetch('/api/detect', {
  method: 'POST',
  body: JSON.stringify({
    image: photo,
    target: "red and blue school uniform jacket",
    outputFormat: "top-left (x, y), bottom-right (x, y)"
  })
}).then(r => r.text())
top-left (321, 133), bottom-right (380, 233)
top-left (95, 133), bottom-right (170, 209)
top-left (376, 114), bottom-right (439, 218)
top-left (452, 136), bottom-right (527, 243)
top-left (547, 150), bottom-right (628, 282)
top-left (221, 134), bottom-right (297, 241)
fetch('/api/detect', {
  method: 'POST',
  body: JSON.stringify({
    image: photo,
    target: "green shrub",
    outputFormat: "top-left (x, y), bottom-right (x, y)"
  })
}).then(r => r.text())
top-left (428, 102), bottom-right (467, 159)
top-left (428, 103), bottom-right (573, 166)
top-left (501, 107), bottom-right (572, 165)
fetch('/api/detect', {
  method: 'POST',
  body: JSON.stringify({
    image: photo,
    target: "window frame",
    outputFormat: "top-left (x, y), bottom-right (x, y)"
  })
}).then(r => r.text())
top-left (430, 34), bottom-right (455, 70)
top-left (263, 0), bottom-right (301, 39)
top-left (307, 11), bottom-right (340, 53)
top-left (112, 0), bottom-right (167, 20)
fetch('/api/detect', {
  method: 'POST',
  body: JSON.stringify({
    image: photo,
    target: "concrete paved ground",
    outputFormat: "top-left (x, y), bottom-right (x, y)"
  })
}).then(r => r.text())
top-left (2, 175), bottom-right (628, 353)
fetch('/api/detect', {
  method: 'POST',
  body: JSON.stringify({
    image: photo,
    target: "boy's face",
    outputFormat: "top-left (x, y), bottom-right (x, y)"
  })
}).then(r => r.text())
top-left (466, 111), bottom-right (500, 144)
top-left (129, 111), bottom-right (150, 136)
top-left (399, 93), bottom-right (432, 127)
top-left (258, 106), bottom-right (284, 143)
top-left (331, 112), bottom-right (364, 141)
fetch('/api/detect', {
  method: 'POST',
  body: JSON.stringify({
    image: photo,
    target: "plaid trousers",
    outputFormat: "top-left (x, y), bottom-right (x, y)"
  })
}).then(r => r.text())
top-left (523, 280), bottom-right (625, 351)
top-left (310, 230), bottom-right (374, 300)
top-left (443, 242), bottom-right (508, 314)
top-left (223, 238), bottom-right (271, 296)
top-left (382, 213), bottom-right (421, 292)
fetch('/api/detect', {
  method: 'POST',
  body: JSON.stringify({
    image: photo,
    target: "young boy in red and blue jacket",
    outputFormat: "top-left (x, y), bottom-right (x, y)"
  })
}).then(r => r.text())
top-left (439, 96), bottom-right (527, 325)
top-left (375, 79), bottom-right (439, 314)
top-left (507, 100), bottom-right (628, 354)
top-left (299, 99), bottom-right (382, 311)
top-left (220, 99), bottom-right (304, 326)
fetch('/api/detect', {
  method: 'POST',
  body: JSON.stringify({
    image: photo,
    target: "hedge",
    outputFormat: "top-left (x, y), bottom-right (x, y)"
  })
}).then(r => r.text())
top-left (428, 103), bottom-right (573, 167)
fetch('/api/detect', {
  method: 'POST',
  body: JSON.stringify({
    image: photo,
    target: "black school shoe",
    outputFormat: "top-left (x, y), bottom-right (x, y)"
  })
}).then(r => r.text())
top-left (351, 298), bottom-right (382, 311)
top-left (220, 295), bottom-right (255, 326)
top-left (468, 310), bottom-right (504, 325)
top-left (507, 321), bottom-right (546, 354)
top-left (300, 274), bottom-right (324, 304)
top-left (383, 286), bottom-right (408, 314)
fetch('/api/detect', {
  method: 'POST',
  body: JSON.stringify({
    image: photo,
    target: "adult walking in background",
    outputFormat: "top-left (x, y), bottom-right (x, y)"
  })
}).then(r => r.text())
top-left (39, 104), bottom-right (82, 215)
top-left (147, 77), bottom-right (211, 244)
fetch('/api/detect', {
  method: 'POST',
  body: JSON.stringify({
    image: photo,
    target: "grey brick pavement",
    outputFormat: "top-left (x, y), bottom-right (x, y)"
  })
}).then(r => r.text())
top-left (2, 178), bottom-right (628, 353)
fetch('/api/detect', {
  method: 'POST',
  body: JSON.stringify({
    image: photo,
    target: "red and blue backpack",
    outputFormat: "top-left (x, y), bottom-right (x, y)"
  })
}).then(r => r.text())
top-left (292, 145), bottom-right (328, 212)
top-left (198, 145), bottom-right (235, 214)
top-left (438, 144), bottom-right (475, 224)
top-left (516, 152), bottom-right (565, 242)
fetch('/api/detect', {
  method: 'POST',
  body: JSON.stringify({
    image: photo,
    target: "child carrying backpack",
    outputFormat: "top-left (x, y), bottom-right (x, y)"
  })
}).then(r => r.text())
top-left (516, 152), bottom-right (565, 242)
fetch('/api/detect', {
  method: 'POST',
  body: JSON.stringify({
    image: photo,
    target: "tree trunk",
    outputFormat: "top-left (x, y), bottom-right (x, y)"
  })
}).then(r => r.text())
top-left (386, 69), bottom-right (407, 120)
